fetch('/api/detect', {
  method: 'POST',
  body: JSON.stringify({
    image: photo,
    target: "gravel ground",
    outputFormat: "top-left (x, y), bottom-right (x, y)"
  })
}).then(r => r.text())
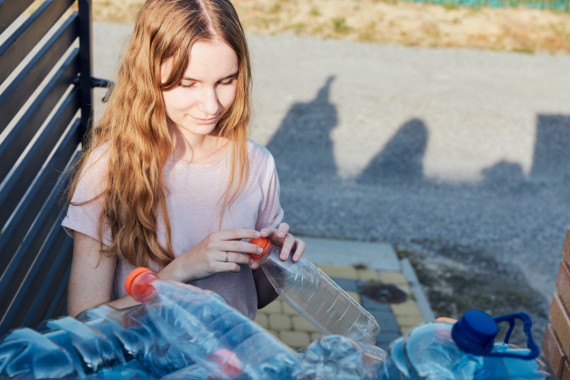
top-left (93, 22), bottom-right (570, 343)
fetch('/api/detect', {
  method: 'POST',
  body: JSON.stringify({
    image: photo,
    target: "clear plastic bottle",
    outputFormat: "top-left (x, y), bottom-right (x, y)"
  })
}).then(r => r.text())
top-left (0, 303), bottom-right (191, 378)
top-left (382, 309), bottom-right (548, 380)
top-left (296, 335), bottom-right (387, 379)
top-left (76, 304), bottom-right (194, 377)
top-left (125, 267), bottom-right (301, 379)
top-left (249, 237), bottom-right (380, 345)
top-left (0, 306), bottom-right (164, 378)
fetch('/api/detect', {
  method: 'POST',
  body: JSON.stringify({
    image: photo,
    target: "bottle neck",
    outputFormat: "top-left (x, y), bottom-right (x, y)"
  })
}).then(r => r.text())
top-left (130, 272), bottom-right (158, 302)
top-left (264, 244), bottom-right (297, 270)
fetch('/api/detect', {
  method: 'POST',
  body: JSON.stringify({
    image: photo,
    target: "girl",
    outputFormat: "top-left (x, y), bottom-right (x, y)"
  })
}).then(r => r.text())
top-left (63, 0), bottom-right (305, 319)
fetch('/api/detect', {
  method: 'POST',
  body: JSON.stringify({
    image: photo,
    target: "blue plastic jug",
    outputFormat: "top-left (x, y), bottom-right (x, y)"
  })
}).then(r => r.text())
top-left (382, 309), bottom-right (548, 379)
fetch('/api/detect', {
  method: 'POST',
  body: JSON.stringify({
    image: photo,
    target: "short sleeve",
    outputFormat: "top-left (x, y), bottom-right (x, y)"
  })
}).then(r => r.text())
top-left (61, 145), bottom-right (112, 246)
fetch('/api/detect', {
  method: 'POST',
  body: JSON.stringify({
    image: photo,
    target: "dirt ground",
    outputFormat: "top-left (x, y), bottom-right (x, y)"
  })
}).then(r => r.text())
top-left (91, 0), bottom-right (570, 54)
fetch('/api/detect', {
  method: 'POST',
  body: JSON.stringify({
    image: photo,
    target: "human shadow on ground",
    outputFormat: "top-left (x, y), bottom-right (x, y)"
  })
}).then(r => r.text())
top-left (530, 114), bottom-right (570, 186)
top-left (267, 76), bottom-right (570, 193)
top-left (356, 118), bottom-right (428, 186)
top-left (266, 75), bottom-right (339, 185)
top-left (478, 114), bottom-right (570, 194)
top-left (355, 114), bottom-right (570, 191)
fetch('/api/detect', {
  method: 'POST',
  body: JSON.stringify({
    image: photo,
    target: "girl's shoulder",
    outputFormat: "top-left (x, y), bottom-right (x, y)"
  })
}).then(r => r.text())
top-left (74, 142), bottom-right (113, 191)
top-left (247, 139), bottom-right (276, 165)
top-left (82, 142), bottom-right (112, 175)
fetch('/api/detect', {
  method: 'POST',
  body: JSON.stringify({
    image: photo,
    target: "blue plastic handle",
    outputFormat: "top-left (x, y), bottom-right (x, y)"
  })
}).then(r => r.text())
top-left (488, 312), bottom-right (539, 360)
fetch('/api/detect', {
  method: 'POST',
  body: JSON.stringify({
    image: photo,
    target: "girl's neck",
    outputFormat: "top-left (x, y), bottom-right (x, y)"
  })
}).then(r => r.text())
top-left (173, 132), bottom-right (229, 164)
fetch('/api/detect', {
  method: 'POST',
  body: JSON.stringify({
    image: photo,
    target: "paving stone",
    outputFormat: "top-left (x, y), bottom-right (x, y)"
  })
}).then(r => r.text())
top-left (395, 313), bottom-right (425, 329)
top-left (378, 271), bottom-right (409, 287)
top-left (255, 313), bottom-right (269, 329)
top-left (360, 296), bottom-right (393, 313)
top-left (269, 314), bottom-right (292, 331)
top-left (268, 329), bottom-right (281, 341)
top-left (310, 332), bottom-right (322, 342)
top-left (292, 315), bottom-right (320, 332)
top-left (376, 331), bottom-right (400, 350)
top-left (346, 290), bottom-right (361, 303)
top-left (282, 302), bottom-right (300, 316)
top-left (391, 300), bottom-right (422, 319)
top-left (318, 264), bottom-right (359, 280)
top-left (330, 277), bottom-right (360, 292)
top-left (260, 299), bottom-right (283, 314)
top-left (377, 314), bottom-right (401, 334)
top-left (357, 268), bottom-right (381, 281)
top-left (280, 331), bottom-right (311, 350)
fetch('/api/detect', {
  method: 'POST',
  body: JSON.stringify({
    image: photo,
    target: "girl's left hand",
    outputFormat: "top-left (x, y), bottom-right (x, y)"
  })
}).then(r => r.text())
top-left (249, 223), bottom-right (305, 270)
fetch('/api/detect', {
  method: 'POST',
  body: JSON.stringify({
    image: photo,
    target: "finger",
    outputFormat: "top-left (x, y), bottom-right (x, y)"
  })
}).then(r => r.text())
top-left (224, 241), bottom-right (265, 257)
top-left (222, 251), bottom-right (251, 265)
top-left (276, 223), bottom-right (289, 238)
top-left (291, 239), bottom-right (305, 262)
top-left (220, 262), bottom-right (242, 272)
top-left (279, 234), bottom-right (296, 261)
top-left (259, 227), bottom-right (274, 238)
top-left (217, 228), bottom-right (260, 241)
top-left (249, 258), bottom-right (261, 270)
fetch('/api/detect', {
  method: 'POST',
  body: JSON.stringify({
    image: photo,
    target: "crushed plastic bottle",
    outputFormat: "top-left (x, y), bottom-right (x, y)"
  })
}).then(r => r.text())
top-left (125, 267), bottom-right (301, 379)
top-left (296, 335), bottom-right (387, 379)
top-left (75, 305), bottom-right (194, 377)
top-left (382, 309), bottom-right (549, 379)
top-left (0, 304), bottom-right (191, 378)
top-left (249, 237), bottom-right (380, 344)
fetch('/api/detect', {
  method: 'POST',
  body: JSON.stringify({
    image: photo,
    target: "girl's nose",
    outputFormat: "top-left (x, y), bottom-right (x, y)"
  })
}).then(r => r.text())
top-left (199, 87), bottom-right (220, 116)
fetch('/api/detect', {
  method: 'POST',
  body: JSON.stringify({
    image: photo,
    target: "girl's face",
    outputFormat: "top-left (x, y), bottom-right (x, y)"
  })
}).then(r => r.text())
top-left (161, 40), bottom-right (238, 141)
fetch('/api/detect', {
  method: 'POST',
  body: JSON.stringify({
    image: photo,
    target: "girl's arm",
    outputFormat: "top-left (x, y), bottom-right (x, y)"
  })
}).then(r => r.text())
top-left (67, 231), bottom-right (139, 317)
top-left (68, 228), bottom-right (263, 317)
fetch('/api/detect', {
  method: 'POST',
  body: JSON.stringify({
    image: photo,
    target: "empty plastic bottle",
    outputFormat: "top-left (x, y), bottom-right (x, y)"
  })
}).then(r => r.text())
top-left (382, 309), bottom-right (548, 379)
top-left (76, 305), bottom-right (194, 377)
top-left (296, 335), bottom-right (387, 379)
top-left (248, 237), bottom-right (380, 344)
top-left (0, 303), bottom-right (191, 378)
top-left (125, 267), bottom-right (301, 379)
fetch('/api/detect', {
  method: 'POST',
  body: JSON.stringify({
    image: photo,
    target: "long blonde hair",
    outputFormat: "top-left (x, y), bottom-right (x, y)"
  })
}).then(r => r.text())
top-left (68, 0), bottom-right (252, 267)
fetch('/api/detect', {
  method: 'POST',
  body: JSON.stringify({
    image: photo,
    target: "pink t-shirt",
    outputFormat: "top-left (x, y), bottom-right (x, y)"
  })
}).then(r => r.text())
top-left (62, 140), bottom-right (283, 319)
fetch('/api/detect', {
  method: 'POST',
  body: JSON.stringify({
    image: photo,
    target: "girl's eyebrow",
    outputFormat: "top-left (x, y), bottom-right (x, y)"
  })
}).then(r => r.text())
top-left (182, 72), bottom-right (239, 82)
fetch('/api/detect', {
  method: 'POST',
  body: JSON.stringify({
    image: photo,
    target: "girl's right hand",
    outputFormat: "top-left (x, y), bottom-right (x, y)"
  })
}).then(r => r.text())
top-left (158, 228), bottom-right (264, 283)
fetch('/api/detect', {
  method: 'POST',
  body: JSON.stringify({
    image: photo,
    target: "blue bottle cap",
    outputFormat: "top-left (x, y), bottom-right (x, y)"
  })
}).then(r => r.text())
top-left (451, 309), bottom-right (498, 355)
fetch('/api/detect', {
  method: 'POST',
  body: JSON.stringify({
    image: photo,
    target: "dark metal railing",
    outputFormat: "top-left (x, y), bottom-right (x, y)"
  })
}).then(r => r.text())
top-left (0, 0), bottom-right (105, 334)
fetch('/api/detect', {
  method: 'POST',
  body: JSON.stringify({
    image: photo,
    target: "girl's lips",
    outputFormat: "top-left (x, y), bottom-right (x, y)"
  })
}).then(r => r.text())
top-left (191, 115), bottom-right (218, 124)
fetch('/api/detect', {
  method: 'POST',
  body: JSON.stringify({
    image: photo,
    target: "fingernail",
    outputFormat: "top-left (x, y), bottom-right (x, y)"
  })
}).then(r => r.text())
top-left (278, 232), bottom-right (285, 238)
top-left (257, 247), bottom-right (263, 253)
top-left (255, 231), bottom-right (260, 237)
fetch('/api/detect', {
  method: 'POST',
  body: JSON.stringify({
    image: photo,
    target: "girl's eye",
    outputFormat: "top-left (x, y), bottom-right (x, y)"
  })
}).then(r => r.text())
top-left (220, 78), bottom-right (236, 86)
top-left (179, 82), bottom-right (195, 88)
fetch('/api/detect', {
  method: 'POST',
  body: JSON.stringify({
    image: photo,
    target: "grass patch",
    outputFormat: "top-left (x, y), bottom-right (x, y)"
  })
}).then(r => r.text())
top-left (331, 17), bottom-right (351, 33)
top-left (91, 0), bottom-right (570, 54)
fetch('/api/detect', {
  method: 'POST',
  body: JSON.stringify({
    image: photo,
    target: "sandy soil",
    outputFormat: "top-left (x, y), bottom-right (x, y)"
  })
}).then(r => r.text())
top-left (90, 0), bottom-right (570, 54)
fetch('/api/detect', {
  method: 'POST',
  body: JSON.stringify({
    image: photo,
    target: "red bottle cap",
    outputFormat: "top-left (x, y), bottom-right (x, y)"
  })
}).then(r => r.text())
top-left (248, 236), bottom-right (271, 259)
top-left (209, 348), bottom-right (242, 377)
top-left (125, 267), bottom-right (157, 301)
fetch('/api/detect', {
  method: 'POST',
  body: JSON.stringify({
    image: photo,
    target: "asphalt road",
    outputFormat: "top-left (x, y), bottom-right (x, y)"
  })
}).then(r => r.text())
top-left (93, 22), bottom-right (570, 340)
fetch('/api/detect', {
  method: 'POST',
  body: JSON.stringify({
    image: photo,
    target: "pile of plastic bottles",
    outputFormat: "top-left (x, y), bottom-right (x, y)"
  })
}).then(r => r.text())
top-left (0, 262), bottom-right (549, 379)
top-left (0, 268), bottom-right (384, 379)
